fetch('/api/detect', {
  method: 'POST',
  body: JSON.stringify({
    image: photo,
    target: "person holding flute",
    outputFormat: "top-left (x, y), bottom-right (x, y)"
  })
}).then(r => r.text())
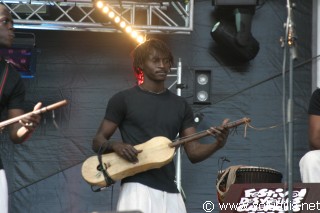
top-left (0, 4), bottom-right (42, 213)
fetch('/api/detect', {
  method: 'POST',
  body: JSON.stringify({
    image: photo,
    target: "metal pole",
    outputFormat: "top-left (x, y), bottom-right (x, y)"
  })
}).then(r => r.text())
top-left (316, 0), bottom-right (320, 89)
top-left (175, 58), bottom-right (186, 199)
top-left (286, 1), bottom-right (297, 212)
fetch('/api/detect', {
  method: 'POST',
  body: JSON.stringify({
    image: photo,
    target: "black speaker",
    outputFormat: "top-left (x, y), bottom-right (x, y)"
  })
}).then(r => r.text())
top-left (193, 70), bottom-right (212, 105)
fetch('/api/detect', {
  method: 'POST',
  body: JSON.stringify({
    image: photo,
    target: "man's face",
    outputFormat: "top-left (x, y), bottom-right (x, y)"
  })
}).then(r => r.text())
top-left (141, 48), bottom-right (171, 82)
top-left (0, 5), bottom-right (14, 48)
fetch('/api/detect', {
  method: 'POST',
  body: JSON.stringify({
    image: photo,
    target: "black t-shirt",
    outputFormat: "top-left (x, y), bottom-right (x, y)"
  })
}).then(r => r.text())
top-left (308, 88), bottom-right (320, 115)
top-left (0, 59), bottom-right (26, 169)
top-left (104, 86), bottom-right (195, 193)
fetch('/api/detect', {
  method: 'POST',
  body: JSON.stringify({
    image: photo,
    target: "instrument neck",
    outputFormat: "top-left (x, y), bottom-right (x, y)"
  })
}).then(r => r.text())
top-left (169, 118), bottom-right (250, 148)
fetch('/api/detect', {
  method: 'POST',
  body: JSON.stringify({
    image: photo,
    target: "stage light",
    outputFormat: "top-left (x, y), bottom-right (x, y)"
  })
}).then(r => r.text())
top-left (108, 11), bottom-right (115, 18)
top-left (96, 1), bottom-right (104, 8)
top-left (102, 6), bottom-right (109, 13)
top-left (131, 31), bottom-right (138, 38)
top-left (114, 16), bottom-right (120, 23)
top-left (125, 26), bottom-right (132, 33)
top-left (210, 1), bottom-right (259, 61)
top-left (94, 0), bottom-right (146, 44)
top-left (193, 70), bottom-right (212, 105)
top-left (137, 36), bottom-right (145, 44)
top-left (120, 21), bottom-right (126, 28)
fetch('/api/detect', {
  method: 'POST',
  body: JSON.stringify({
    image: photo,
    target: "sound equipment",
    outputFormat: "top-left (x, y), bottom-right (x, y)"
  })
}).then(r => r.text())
top-left (220, 183), bottom-right (320, 213)
top-left (193, 70), bottom-right (212, 104)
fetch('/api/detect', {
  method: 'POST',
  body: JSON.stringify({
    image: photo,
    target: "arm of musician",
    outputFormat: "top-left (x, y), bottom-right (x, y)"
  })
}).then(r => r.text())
top-left (183, 119), bottom-right (230, 164)
top-left (309, 114), bottom-right (320, 150)
top-left (92, 119), bottom-right (118, 153)
top-left (92, 119), bottom-right (141, 163)
top-left (8, 102), bottom-right (42, 144)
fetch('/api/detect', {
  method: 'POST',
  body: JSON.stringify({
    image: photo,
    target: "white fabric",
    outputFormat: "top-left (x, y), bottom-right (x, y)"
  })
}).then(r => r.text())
top-left (116, 182), bottom-right (187, 213)
top-left (299, 150), bottom-right (320, 183)
top-left (0, 169), bottom-right (8, 213)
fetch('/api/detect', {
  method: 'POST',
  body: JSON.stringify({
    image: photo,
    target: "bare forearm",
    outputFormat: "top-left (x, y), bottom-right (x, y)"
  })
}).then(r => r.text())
top-left (92, 136), bottom-right (111, 153)
top-left (182, 121), bottom-right (229, 164)
top-left (185, 141), bottom-right (223, 164)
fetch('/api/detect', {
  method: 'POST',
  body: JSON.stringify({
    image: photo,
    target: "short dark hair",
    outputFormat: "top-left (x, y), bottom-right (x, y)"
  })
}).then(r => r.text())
top-left (131, 38), bottom-right (174, 75)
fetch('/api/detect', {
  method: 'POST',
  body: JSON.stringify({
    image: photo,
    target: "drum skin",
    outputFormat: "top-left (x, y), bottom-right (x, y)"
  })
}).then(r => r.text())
top-left (216, 166), bottom-right (283, 203)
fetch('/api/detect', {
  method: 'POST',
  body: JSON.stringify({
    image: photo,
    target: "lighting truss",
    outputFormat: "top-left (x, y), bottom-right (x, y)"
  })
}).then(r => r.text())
top-left (1, 0), bottom-right (194, 34)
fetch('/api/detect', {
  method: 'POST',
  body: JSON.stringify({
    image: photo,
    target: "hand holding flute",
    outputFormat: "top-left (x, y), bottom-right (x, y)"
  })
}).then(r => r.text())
top-left (18, 102), bottom-right (42, 132)
top-left (0, 100), bottom-right (68, 143)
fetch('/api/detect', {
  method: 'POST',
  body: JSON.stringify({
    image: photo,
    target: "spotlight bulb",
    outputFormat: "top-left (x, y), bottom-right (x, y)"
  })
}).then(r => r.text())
top-left (102, 6), bottom-right (109, 13)
top-left (125, 26), bottom-right (132, 33)
top-left (137, 36), bottom-right (145, 44)
top-left (96, 1), bottom-right (104, 8)
top-left (131, 31), bottom-right (137, 38)
top-left (108, 11), bottom-right (115, 18)
top-left (114, 16), bottom-right (120, 23)
top-left (120, 21), bottom-right (126, 28)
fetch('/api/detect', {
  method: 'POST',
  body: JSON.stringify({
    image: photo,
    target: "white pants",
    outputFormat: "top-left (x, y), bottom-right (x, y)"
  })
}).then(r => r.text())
top-left (117, 182), bottom-right (187, 213)
top-left (0, 169), bottom-right (8, 213)
top-left (299, 150), bottom-right (320, 183)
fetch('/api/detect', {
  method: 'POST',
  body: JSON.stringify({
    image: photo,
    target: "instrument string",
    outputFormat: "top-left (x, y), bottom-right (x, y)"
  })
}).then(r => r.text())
top-left (245, 117), bottom-right (300, 131)
top-left (172, 118), bottom-right (250, 146)
top-left (172, 129), bottom-right (206, 143)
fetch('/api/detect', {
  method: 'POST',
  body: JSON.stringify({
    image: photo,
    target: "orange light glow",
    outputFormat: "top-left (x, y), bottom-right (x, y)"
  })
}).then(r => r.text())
top-left (114, 16), bottom-right (120, 23)
top-left (131, 31), bottom-right (137, 38)
top-left (108, 11), bottom-right (115, 18)
top-left (137, 35), bottom-right (145, 44)
top-left (125, 26), bottom-right (132, 33)
top-left (96, 1), bottom-right (104, 8)
top-left (102, 6), bottom-right (109, 13)
top-left (120, 21), bottom-right (126, 28)
top-left (95, 3), bottom-right (146, 44)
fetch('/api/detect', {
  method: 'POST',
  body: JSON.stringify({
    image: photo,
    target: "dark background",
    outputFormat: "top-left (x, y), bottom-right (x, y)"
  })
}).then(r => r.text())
top-left (0, 0), bottom-right (313, 212)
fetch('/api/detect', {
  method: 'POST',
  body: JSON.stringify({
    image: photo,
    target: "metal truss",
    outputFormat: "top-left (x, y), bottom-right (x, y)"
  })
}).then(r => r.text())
top-left (1, 0), bottom-right (194, 34)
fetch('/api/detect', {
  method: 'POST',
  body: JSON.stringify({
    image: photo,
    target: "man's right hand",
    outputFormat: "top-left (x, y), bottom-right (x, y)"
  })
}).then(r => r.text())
top-left (112, 142), bottom-right (142, 163)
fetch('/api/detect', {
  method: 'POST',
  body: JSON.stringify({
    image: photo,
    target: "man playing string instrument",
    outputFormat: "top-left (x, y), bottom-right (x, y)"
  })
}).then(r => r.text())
top-left (92, 38), bottom-right (229, 213)
top-left (0, 4), bottom-right (42, 213)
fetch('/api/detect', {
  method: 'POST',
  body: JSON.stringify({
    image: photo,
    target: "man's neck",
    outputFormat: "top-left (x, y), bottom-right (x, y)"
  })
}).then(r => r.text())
top-left (139, 83), bottom-right (166, 94)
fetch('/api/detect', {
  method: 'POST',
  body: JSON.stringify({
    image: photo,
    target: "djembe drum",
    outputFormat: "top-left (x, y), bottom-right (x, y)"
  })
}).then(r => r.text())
top-left (216, 165), bottom-right (283, 203)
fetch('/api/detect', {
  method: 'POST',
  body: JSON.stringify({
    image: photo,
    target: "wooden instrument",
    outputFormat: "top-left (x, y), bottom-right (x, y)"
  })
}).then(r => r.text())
top-left (0, 99), bottom-right (68, 128)
top-left (81, 117), bottom-right (251, 187)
